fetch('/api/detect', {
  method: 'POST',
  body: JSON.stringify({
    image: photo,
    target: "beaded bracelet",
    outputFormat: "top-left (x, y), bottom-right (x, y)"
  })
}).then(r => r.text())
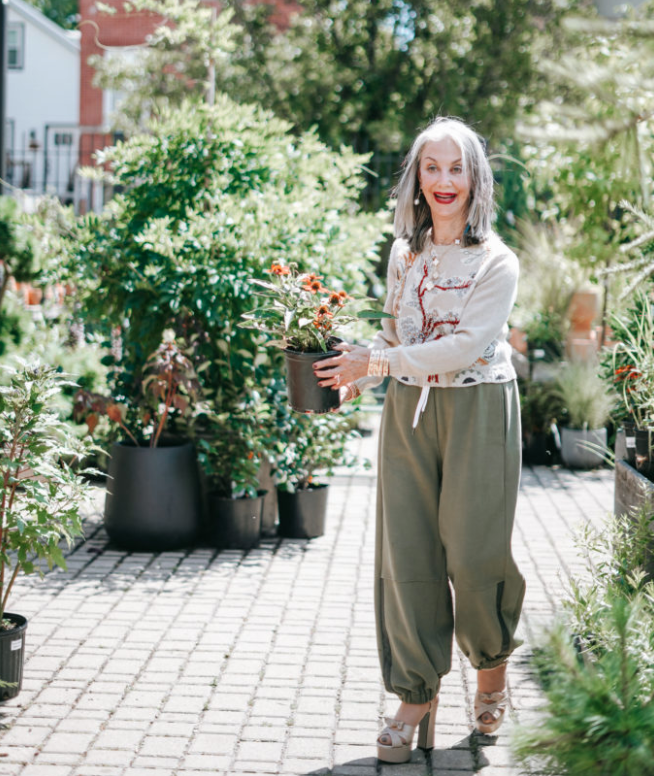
top-left (367, 349), bottom-right (390, 377)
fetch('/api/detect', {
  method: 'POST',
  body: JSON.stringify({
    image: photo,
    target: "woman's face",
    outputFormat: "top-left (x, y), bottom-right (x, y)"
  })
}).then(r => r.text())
top-left (418, 137), bottom-right (471, 225)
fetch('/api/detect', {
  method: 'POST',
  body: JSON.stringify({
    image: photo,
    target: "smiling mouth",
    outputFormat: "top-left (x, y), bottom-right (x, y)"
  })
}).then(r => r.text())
top-left (433, 192), bottom-right (457, 204)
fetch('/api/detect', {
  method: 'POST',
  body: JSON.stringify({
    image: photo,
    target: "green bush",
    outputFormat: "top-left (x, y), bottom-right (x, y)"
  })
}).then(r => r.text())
top-left (71, 97), bottom-right (388, 481)
top-left (512, 507), bottom-right (654, 776)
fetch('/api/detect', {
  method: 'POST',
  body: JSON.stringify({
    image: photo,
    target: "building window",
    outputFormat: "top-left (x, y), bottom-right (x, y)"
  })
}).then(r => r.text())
top-left (8, 23), bottom-right (25, 70)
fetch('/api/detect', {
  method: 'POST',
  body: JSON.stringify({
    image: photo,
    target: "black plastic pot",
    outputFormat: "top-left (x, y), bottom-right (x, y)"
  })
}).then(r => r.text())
top-left (277, 484), bottom-right (329, 539)
top-left (104, 441), bottom-right (202, 551)
top-left (635, 427), bottom-right (654, 480)
top-left (207, 490), bottom-right (267, 550)
top-left (284, 347), bottom-right (341, 414)
top-left (623, 420), bottom-right (637, 466)
top-left (0, 613), bottom-right (27, 701)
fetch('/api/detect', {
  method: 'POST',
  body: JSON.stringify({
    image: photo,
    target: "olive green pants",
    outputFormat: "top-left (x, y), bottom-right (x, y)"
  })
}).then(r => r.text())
top-left (375, 380), bottom-right (525, 704)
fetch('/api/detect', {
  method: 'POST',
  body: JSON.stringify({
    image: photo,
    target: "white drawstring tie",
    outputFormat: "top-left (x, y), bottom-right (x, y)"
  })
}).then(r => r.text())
top-left (412, 385), bottom-right (430, 429)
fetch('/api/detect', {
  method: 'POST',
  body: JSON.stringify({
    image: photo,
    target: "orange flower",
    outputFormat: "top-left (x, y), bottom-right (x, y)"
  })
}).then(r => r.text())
top-left (303, 279), bottom-right (325, 294)
top-left (316, 305), bottom-right (333, 317)
top-left (268, 263), bottom-right (290, 276)
top-left (328, 292), bottom-right (344, 307)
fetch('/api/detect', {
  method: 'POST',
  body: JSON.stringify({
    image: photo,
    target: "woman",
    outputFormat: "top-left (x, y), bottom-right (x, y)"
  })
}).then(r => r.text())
top-left (314, 117), bottom-right (525, 764)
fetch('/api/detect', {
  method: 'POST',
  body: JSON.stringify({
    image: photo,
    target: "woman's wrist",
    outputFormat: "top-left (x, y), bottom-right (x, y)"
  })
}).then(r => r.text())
top-left (343, 383), bottom-right (361, 402)
top-left (367, 349), bottom-right (390, 377)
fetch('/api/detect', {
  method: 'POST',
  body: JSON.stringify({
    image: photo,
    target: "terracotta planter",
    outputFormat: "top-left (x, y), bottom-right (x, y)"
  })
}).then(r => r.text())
top-left (567, 289), bottom-right (601, 334)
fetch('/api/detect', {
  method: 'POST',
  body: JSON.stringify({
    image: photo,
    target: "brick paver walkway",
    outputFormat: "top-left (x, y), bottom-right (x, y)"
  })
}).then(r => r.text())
top-left (0, 418), bottom-right (613, 776)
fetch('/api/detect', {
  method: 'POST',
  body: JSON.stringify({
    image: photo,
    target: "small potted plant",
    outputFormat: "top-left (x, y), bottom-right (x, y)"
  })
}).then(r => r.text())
top-left (196, 393), bottom-right (269, 550)
top-left (552, 362), bottom-right (615, 469)
top-left (0, 362), bottom-right (96, 700)
top-left (74, 335), bottom-right (203, 551)
top-left (270, 388), bottom-right (362, 538)
top-left (241, 263), bottom-right (392, 414)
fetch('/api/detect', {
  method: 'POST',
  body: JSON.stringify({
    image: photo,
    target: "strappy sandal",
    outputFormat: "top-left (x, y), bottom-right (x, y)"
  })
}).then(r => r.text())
top-left (474, 690), bottom-right (507, 734)
top-left (377, 697), bottom-right (438, 763)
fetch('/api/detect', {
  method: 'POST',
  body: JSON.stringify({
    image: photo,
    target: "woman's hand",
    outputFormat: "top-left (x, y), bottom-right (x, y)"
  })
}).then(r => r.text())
top-left (313, 342), bottom-right (371, 393)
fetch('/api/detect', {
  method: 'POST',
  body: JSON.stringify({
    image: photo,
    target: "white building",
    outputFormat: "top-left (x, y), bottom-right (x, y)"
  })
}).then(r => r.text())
top-left (6, 0), bottom-right (80, 202)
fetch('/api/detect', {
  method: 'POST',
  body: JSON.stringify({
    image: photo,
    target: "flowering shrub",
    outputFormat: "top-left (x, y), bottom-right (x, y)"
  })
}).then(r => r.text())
top-left (242, 263), bottom-right (389, 353)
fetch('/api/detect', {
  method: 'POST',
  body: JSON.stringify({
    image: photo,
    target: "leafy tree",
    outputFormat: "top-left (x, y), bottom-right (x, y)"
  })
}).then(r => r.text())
top-left (224, 0), bottom-right (578, 152)
top-left (90, 0), bottom-right (237, 132)
top-left (70, 96), bottom-right (388, 473)
top-left (91, 0), bottom-right (577, 152)
top-left (517, 8), bottom-right (654, 279)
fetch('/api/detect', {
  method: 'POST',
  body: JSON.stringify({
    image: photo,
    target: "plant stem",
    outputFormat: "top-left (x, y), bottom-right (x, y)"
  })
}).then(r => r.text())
top-left (0, 561), bottom-right (21, 619)
top-left (152, 370), bottom-right (174, 448)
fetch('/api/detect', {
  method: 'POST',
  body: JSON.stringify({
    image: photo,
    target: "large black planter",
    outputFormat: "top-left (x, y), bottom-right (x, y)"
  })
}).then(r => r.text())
top-left (284, 348), bottom-right (340, 414)
top-left (277, 484), bottom-right (329, 539)
top-left (0, 613), bottom-right (27, 701)
top-left (206, 491), bottom-right (266, 550)
top-left (104, 441), bottom-right (202, 551)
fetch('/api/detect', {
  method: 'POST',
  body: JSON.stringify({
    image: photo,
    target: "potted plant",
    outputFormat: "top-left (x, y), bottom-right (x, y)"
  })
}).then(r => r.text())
top-left (269, 388), bottom-right (362, 538)
top-left (242, 263), bottom-right (392, 414)
top-left (0, 362), bottom-right (95, 700)
top-left (606, 291), bottom-right (654, 479)
top-left (552, 362), bottom-right (615, 469)
top-left (196, 393), bottom-right (269, 550)
top-left (518, 378), bottom-right (560, 466)
top-left (74, 336), bottom-right (204, 551)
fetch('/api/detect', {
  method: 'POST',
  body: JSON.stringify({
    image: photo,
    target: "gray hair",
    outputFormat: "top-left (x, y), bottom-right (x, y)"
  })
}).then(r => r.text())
top-left (393, 117), bottom-right (495, 252)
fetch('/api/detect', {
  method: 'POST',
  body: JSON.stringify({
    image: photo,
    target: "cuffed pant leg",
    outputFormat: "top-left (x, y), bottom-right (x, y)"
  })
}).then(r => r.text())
top-left (375, 381), bottom-right (453, 704)
top-left (436, 381), bottom-right (525, 669)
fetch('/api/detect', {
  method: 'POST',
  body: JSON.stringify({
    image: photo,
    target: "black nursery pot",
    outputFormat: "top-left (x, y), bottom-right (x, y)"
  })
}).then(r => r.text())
top-left (0, 613), bottom-right (28, 701)
top-left (104, 441), bottom-right (202, 551)
top-left (284, 346), bottom-right (341, 414)
top-left (635, 427), bottom-right (654, 480)
top-left (277, 484), bottom-right (329, 539)
top-left (207, 490), bottom-right (267, 550)
top-left (623, 420), bottom-right (637, 466)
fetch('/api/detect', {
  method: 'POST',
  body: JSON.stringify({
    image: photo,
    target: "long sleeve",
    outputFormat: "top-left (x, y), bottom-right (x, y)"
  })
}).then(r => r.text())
top-left (385, 248), bottom-right (518, 378)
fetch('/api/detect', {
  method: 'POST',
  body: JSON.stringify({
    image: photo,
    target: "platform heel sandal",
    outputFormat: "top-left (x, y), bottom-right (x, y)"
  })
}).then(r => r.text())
top-left (377, 697), bottom-right (438, 764)
top-left (417, 696), bottom-right (438, 750)
top-left (474, 690), bottom-right (508, 734)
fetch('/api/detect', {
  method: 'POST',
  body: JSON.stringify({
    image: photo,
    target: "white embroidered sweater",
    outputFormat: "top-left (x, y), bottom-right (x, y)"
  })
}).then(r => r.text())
top-left (354, 232), bottom-right (519, 393)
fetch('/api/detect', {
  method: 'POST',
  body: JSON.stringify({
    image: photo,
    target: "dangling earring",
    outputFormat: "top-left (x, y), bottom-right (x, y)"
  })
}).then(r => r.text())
top-left (414, 192), bottom-right (421, 206)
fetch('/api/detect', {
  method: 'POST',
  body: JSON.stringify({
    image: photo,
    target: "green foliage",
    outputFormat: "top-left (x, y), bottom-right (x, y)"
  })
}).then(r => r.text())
top-left (0, 197), bottom-right (39, 312)
top-left (518, 378), bottom-right (559, 435)
top-left (224, 0), bottom-right (577, 152)
top-left (268, 383), bottom-right (362, 492)
top-left (71, 97), bottom-right (387, 480)
top-left (603, 289), bottom-right (654, 427)
top-left (0, 362), bottom-right (97, 621)
top-left (23, 0), bottom-right (78, 29)
top-left (552, 361), bottom-right (615, 429)
top-left (90, 0), bottom-right (237, 132)
top-left (242, 264), bottom-right (392, 353)
top-left (196, 392), bottom-right (269, 499)
top-left (517, 7), bottom-right (654, 289)
top-left (513, 506), bottom-right (654, 776)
